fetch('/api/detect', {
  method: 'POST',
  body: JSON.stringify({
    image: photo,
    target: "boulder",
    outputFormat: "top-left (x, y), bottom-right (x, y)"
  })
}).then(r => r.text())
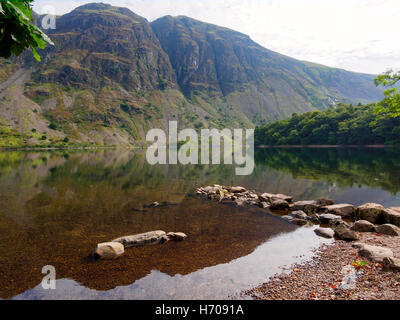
top-left (329, 219), bottom-right (350, 229)
top-left (113, 231), bottom-right (167, 248)
top-left (383, 257), bottom-right (400, 272)
top-left (357, 244), bottom-right (394, 263)
top-left (167, 232), bottom-right (187, 241)
top-left (317, 198), bottom-right (334, 206)
top-left (308, 214), bottom-right (321, 224)
top-left (259, 193), bottom-right (293, 203)
top-left (281, 215), bottom-right (294, 222)
top-left (323, 204), bottom-right (355, 218)
top-left (383, 207), bottom-right (400, 227)
top-left (293, 200), bottom-right (319, 213)
top-left (291, 218), bottom-right (308, 226)
top-left (319, 213), bottom-right (342, 224)
top-left (289, 210), bottom-right (308, 220)
top-left (93, 242), bottom-right (125, 260)
top-left (351, 220), bottom-right (375, 232)
top-left (228, 186), bottom-right (247, 193)
top-left (374, 224), bottom-right (400, 236)
top-left (314, 227), bottom-right (335, 239)
top-left (270, 199), bottom-right (290, 210)
top-left (258, 202), bottom-right (270, 209)
top-left (334, 225), bottom-right (359, 241)
top-left (356, 203), bottom-right (386, 224)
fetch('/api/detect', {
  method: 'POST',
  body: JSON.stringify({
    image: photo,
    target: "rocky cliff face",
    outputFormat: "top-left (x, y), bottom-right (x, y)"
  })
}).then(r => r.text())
top-left (0, 3), bottom-right (384, 147)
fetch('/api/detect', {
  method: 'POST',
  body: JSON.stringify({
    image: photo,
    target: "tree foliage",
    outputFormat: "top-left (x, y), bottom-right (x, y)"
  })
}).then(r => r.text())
top-left (374, 70), bottom-right (400, 119)
top-left (0, 0), bottom-right (53, 61)
top-left (255, 103), bottom-right (400, 146)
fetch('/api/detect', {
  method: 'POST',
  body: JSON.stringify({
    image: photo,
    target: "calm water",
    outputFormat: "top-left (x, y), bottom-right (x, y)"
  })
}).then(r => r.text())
top-left (1, 147), bottom-right (399, 300)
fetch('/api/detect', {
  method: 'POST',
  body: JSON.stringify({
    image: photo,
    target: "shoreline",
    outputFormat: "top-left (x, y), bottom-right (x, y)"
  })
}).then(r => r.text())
top-left (257, 144), bottom-right (397, 148)
top-left (244, 232), bottom-right (400, 300)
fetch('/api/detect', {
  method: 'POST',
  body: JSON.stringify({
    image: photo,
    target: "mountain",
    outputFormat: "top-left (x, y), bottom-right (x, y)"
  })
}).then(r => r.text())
top-left (0, 3), bottom-right (384, 147)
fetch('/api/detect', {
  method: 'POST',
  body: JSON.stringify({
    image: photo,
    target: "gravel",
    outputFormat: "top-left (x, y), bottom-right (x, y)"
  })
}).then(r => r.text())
top-left (244, 232), bottom-right (400, 300)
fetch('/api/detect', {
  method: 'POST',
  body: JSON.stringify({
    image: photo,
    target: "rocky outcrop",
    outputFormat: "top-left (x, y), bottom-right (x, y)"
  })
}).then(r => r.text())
top-left (356, 203), bottom-right (386, 224)
top-left (354, 243), bottom-right (394, 263)
top-left (351, 220), bottom-right (375, 232)
top-left (374, 224), bottom-right (400, 236)
top-left (270, 199), bottom-right (290, 210)
top-left (93, 242), bottom-right (125, 260)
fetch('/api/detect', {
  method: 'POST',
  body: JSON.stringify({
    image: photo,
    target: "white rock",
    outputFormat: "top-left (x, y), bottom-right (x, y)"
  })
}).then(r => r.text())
top-left (94, 242), bottom-right (125, 260)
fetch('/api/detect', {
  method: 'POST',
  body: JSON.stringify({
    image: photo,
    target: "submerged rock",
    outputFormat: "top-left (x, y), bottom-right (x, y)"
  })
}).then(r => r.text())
top-left (167, 232), bottom-right (188, 241)
top-left (374, 224), bottom-right (400, 236)
top-left (93, 242), bottom-right (125, 260)
top-left (356, 203), bottom-right (386, 224)
top-left (291, 218), bottom-right (308, 226)
top-left (351, 220), bottom-right (375, 232)
top-left (112, 230), bottom-right (168, 248)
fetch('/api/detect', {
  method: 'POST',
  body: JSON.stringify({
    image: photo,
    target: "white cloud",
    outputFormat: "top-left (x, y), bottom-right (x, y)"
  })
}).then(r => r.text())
top-left (33, 0), bottom-right (400, 74)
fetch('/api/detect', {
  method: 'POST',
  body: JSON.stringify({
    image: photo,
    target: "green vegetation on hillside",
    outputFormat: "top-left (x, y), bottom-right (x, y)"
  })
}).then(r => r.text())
top-left (255, 103), bottom-right (400, 145)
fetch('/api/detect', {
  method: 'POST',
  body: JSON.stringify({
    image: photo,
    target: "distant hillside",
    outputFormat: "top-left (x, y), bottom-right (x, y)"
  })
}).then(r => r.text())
top-left (0, 3), bottom-right (384, 147)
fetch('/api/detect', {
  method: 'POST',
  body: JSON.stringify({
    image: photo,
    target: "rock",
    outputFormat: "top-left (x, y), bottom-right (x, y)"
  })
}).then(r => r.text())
top-left (334, 225), bottom-right (359, 241)
top-left (234, 198), bottom-right (246, 206)
top-left (323, 204), bottom-right (355, 218)
top-left (329, 219), bottom-right (350, 229)
top-left (258, 201), bottom-right (270, 209)
top-left (113, 231), bottom-right (167, 248)
top-left (228, 186), bottom-right (247, 193)
top-left (291, 218), bottom-right (308, 226)
top-left (281, 215), bottom-right (294, 222)
top-left (259, 193), bottom-right (292, 203)
top-left (383, 207), bottom-right (400, 227)
top-left (314, 227), bottom-right (335, 239)
top-left (167, 232), bottom-right (187, 241)
top-left (317, 198), bottom-right (334, 206)
top-left (308, 214), bottom-right (321, 224)
top-left (144, 202), bottom-right (160, 208)
top-left (319, 213), bottom-right (342, 224)
top-left (374, 224), bottom-right (400, 236)
top-left (93, 242), bottom-right (125, 260)
top-left (356, 203), bottom-right (386, 224)
top-left (292, 200), bottom-right (319, 213)
top-left (351, 220), bottom-right (375, 232)
top-left (357, 244), bottom-right (394, 263)
top-left (382, 257), bottom-right (400, 272)
top-left (270, 199), bottom-right (290, 210)
top-left (289, 210), bottom-right (308, 219)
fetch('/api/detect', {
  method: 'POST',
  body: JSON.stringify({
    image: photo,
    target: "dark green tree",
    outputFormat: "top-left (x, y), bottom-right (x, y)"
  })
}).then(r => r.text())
top-left (374, 70), bottom-right (400, 119)
top-left (0, 0), bottom-right (53, 61)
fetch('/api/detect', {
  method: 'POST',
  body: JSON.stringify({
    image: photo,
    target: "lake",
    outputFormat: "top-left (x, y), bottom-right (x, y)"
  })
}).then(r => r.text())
top-left (1, 147), bottom-right (399, 300)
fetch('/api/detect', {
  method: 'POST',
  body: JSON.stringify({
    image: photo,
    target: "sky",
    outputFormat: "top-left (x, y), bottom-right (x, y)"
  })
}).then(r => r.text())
top-left (32, 0), bottom-right (400, 75)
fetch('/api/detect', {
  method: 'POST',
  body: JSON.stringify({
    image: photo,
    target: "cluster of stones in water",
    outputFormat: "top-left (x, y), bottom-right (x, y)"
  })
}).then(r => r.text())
top-left (198, 185), bottom-right (400, 272)
top-left (94, 231), bottom-right (188, 260)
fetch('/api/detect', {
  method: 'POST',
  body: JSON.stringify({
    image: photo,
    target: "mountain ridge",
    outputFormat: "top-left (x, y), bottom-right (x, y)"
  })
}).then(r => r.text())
top-left (0, 2), bottom-right (384, 147)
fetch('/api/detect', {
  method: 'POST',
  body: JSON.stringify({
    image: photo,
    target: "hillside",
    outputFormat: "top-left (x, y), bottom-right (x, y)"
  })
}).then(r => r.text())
top-left (0, 3), bottom-right (384, 147)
